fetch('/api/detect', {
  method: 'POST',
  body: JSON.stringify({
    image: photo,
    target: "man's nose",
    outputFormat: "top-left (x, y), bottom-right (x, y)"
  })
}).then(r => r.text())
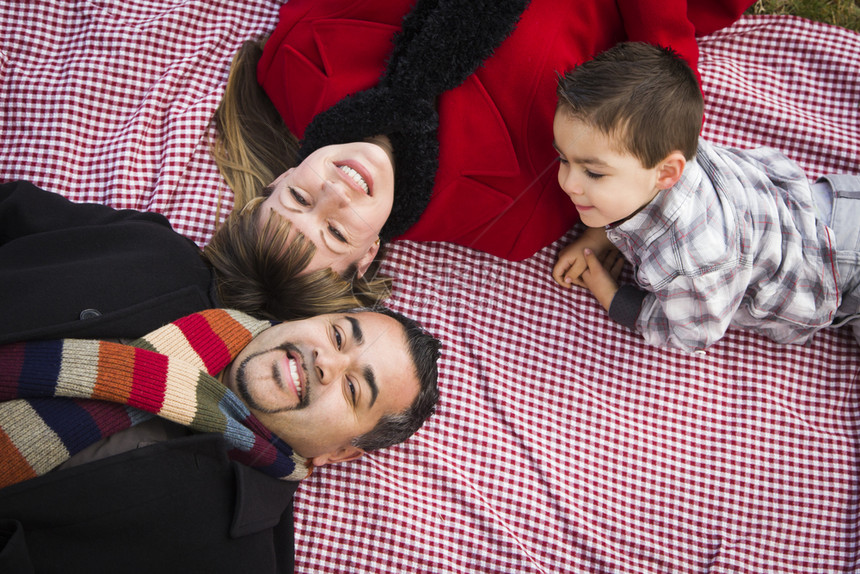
top-left (313, 348), bottom-right (350, 385)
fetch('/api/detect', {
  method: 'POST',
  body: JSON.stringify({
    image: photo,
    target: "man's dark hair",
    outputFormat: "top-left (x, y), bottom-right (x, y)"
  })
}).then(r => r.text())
top-left (350, 307), bottom-right (441, 452)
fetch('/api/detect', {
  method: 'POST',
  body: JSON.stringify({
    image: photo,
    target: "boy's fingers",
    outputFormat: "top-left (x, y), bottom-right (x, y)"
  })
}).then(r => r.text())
top-left (566, 259), bottom-right (589, 288)
top-left (601, 247), bottom-right (620, 266)
top-left (582, 249), bottom-right (610, 281)
top-left (552, 260), bottom-right (574, 287)
top-left (567, 275), bottom-right (586, 288)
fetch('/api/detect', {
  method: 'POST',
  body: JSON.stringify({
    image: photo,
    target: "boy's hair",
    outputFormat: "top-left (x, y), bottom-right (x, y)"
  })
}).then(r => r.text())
top-left (556, 42), bottom-right (703, 167)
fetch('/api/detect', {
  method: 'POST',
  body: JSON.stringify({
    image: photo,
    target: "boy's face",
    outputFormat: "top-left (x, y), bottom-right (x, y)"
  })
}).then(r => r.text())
top-left (553, 111), bottom-right (662, 227)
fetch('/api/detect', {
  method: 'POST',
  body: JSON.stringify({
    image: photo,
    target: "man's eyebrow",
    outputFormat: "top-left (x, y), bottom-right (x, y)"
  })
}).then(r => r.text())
top-left (346, 316), bottom-right (379, 408)
top-left (363, 365), bottom-right (379, 408)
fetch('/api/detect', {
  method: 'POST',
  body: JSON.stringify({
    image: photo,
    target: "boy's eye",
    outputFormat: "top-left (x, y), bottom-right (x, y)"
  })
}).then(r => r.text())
top-left (557, 156), bottom-right (569, 165)
top-left (585, 170), bottom-right (604, 180)
top-left (289, 187), bottom-right (310, 206)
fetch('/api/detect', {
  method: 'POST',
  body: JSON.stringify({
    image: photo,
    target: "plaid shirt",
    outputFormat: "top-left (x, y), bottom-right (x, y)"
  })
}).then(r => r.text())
top-left (607, 140), bottom-right (839, 353)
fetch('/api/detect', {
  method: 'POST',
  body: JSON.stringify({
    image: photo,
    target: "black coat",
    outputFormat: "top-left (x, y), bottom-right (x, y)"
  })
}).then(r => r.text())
top-left (0, 181), bottom-right (298, 572)
top-left (0, 180), bottom-right (217, 344)
top-left (0, 434), bottom-right (298, 573)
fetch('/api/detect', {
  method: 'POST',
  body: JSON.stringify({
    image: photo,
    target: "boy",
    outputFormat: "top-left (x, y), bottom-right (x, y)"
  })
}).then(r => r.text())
top-left (551, 42), bottom-right (860, 353)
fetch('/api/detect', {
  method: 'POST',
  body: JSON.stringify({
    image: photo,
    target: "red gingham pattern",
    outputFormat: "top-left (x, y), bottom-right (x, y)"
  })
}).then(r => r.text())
top-left (2, 3), bottom-right (859, 572)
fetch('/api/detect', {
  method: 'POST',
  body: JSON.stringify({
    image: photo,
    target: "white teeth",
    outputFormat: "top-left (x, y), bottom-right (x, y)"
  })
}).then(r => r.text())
top-left (289, 358), bottom-right (301, 398)
top-left (339, 165), bottom-right (369, 195)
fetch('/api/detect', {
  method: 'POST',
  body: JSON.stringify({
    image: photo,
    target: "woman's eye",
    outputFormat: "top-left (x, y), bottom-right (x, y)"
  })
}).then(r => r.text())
top-left (328, 225), bottom-right (348, 244)
top-left (289, 187), bottom-right (310, 206)
top-left (333, 327), bottom-right (343, 349)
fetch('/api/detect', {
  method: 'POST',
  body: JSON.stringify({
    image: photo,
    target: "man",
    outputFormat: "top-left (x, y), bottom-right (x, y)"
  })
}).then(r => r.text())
top-left (0, 307), bottom-right (440, 573)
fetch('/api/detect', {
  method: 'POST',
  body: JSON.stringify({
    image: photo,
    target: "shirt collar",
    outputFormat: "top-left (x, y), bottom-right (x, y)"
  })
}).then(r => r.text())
top-left (611, 145), bottom-right (705, 241)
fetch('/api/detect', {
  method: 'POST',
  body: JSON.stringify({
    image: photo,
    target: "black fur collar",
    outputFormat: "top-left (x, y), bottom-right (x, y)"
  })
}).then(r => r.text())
top-left (298, 0), bottom-right (530, 240)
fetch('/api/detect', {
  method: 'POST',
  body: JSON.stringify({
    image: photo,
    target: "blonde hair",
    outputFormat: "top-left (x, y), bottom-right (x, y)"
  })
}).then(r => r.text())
top-left (211, 37), bottom-right (298, 210)
top-left (204, 199), bottom-right (392, 317)
top-left (210, 39), bottom-right (393, 306)
top-left (203, 199), bottom-right (360, 320)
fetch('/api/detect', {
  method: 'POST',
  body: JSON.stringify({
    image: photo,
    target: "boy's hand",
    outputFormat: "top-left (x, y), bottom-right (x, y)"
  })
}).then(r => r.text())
top-left (552, 226), bottom-right (620, 288)
top-left (581, 248), bottom-right (621, 311)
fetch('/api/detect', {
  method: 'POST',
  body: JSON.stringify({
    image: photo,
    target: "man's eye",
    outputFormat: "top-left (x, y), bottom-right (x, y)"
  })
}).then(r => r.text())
top-left (347, 379), bottom-right (356, 404)
top-left (289, 187), bottom-right (310, 206)
top-left (328, 225), bottom-right (348, 244)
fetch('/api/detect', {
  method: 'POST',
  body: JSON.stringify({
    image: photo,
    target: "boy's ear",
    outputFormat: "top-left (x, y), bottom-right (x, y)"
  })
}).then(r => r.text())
top-left (655, 152), bottom-right (686, 190)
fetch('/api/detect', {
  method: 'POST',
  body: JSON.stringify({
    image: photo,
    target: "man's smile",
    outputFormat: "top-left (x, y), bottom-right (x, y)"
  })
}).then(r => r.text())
top-left (280, 352), bottom-right (304, 402)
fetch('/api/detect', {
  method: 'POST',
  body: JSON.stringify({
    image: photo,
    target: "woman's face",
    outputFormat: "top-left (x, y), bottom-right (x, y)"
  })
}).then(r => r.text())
top-left (260, 141), bottom-right (395, 277)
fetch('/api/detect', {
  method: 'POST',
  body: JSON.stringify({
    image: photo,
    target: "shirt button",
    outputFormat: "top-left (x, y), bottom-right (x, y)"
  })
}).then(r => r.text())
top-left (694, 349), bottom-right (707, 356)
top-left (79, 309), bottom-right (102, 320)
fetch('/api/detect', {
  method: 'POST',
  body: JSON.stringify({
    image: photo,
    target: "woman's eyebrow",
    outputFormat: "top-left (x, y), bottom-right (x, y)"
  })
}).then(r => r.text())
top-left (319, 229), bottom-right (347, 256)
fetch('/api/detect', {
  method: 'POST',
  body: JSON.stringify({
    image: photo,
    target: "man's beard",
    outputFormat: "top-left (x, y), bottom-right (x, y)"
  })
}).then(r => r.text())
top-left (234, 343), bottom-right (310, 414)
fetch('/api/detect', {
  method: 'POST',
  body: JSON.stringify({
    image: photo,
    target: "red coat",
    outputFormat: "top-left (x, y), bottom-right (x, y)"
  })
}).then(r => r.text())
top-left (258, 0), bottom-right (751, 261)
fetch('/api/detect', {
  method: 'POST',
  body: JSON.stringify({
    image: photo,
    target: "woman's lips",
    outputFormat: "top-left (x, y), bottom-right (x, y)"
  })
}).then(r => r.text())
top-left (337, 159), bottom-right (373, 196)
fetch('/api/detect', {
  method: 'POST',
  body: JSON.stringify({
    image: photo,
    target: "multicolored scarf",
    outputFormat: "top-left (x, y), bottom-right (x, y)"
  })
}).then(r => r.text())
top-left (0, 309), bottom-right (310, 488)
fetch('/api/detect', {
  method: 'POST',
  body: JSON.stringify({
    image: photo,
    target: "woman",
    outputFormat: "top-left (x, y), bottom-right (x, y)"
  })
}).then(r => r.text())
top-left (213, 0), bottom-right (752, 271)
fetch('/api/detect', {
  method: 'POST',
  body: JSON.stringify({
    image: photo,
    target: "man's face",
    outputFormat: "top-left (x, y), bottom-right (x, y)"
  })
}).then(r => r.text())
top-left (222, 312), bottom-right (419, 465)
top-left (553, 111), bottom-right (662, 227)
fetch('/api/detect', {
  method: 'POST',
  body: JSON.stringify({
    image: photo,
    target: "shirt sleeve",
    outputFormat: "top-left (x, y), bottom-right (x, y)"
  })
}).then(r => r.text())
top-left (608, 284), bottom-right (649, 331)
top-left (633, 263), bottom-right (748, 353)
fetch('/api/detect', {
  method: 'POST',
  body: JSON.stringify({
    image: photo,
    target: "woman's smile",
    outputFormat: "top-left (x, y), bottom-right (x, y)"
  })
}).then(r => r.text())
top-left (258, 141), bottom-right (395, 276)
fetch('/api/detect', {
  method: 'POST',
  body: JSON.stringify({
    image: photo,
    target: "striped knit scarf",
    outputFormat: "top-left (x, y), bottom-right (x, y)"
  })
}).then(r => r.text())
top-left (0, 309), bottom-right (310, 488)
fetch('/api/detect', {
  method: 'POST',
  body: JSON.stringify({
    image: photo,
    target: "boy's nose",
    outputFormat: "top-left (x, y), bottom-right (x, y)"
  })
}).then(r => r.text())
top-left (561, 175), bottom-right (584, 197)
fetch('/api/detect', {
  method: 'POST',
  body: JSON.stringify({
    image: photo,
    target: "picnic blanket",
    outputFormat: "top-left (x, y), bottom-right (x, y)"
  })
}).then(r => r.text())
top-left (1, 2), bottom-right (859, 571)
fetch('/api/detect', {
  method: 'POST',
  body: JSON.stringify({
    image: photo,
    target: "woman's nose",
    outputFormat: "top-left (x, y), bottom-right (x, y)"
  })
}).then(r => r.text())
top-left (322, 179), bottom-right (351, 208)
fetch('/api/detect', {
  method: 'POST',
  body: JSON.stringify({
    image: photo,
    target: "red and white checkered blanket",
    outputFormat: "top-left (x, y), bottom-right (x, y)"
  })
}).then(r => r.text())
top-left (2, 2), bottom-right (859, 571)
